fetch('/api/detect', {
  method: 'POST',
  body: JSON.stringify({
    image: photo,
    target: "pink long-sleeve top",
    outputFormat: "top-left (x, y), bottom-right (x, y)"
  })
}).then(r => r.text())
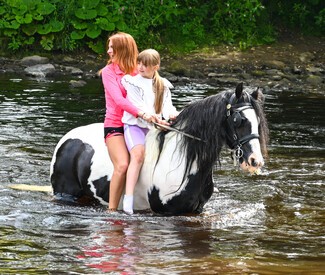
top-left (102, 63), bottom-right (139, 127)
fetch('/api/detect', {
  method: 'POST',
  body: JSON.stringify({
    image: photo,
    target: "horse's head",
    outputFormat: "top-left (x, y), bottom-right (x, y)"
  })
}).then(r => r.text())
top-left (225, 83), bottom-right (268, 174)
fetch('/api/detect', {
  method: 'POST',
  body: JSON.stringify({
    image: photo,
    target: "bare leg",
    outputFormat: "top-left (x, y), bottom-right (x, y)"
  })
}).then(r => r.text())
top-left (125, 144), bottom-right (145, 195)
top-left (123, 144), bottom-right (145, 214)
top-left (106, 135), bottom-right (129, 211)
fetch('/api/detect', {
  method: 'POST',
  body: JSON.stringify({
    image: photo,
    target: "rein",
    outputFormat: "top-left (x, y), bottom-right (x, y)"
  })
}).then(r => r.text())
top-left (153, 122), bottom-right (205, 142)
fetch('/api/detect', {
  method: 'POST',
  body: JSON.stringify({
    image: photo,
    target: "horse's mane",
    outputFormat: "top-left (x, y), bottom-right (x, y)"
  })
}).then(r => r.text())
top-left (157, 89), bottom-right (269, 179)
top-left (157, 91), bottom-right (229, 177)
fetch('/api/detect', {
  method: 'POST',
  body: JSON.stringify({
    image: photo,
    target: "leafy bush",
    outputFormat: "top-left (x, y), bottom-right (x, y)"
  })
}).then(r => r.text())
top-left (0, 0), bottom-right (323, 55)
top-left (263, 0), bottom-right (325, 35)
top-left (0, 0), bottom-right (61, 50)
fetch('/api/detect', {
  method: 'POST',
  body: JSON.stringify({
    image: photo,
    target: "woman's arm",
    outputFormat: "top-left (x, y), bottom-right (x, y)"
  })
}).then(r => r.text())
top-left (102, 66), bottom-right (141, 117)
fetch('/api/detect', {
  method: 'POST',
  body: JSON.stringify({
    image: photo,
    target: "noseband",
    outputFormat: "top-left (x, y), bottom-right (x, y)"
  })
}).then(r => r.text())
top-left (226, 93), bottom-right (260, 165)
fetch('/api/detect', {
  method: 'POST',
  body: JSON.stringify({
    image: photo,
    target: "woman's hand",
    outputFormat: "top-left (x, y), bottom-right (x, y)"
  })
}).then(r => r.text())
top-left (142, 113), bottom-right (154, 123)
top-left (138, 111), bottom-right (153, 123)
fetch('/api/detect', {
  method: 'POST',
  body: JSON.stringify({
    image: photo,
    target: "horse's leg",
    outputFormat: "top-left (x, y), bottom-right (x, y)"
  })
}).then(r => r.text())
top-left (148, 170), bottom-right (214, 215)
top-left (193, 171), bottom-right (214, 214)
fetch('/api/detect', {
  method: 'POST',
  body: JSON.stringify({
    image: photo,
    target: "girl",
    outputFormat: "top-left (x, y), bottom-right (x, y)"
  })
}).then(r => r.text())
top-left (121, 49), bottom-right (179, 214)
top-left (102, 32), bottom-right (153, 212)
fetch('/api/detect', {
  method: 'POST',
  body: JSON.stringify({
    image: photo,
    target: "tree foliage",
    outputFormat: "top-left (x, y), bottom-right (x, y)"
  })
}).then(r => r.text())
top-left (0, 0), bottom-right (323, 54)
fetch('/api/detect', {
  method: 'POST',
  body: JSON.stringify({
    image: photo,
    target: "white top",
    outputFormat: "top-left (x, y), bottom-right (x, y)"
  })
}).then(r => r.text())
top-left (121, 74), bottom-right (177, 128)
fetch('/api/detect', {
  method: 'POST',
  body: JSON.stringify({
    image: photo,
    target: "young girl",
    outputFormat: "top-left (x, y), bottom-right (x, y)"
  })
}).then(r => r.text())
top-left (101, 32), bottom-right (153, 212)
top-left (121, 49), bottom-right (179, 214)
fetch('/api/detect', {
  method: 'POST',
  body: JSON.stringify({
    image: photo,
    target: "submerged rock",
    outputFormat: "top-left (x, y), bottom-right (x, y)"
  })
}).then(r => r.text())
top-left (69, 80), bottom-right (87, 88)
top-left (24, 64), bottom-right (55, 77)
top-left (21, 55), bottom-right (49, 66)
top-left (306, 75), bottom-right (323, 86)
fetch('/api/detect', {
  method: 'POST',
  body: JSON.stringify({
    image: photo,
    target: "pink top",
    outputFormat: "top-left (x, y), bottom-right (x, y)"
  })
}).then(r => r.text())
top-left (102, 64), bottom-right (139, 127)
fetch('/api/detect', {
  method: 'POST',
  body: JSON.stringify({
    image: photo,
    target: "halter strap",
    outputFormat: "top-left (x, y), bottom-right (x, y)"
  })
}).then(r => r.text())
top-left (226, 94), bottom-right (260, 150)
top-left (238, 134), bottom-right (260, 146)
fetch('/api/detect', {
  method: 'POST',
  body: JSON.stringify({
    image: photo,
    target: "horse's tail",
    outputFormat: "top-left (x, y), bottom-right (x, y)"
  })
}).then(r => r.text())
top-left (8, 184), bottom-right (52, 192)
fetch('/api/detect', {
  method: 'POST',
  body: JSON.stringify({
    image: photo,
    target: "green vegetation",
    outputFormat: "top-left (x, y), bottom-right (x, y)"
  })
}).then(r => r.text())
top-left (0, 0), bottom-right (323, 55)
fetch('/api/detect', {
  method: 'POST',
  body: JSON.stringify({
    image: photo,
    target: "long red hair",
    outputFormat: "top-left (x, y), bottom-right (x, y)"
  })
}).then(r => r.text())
top-left (107, 32), bottom-right (138, 74)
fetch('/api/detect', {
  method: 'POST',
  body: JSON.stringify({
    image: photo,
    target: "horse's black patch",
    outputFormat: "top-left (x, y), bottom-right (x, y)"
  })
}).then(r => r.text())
top-left (92, 176), bottom-right (109, 204)
top-left (148, 171), bottom-right (214, 215)
top-left (51, 139), bottom-right (96, 202)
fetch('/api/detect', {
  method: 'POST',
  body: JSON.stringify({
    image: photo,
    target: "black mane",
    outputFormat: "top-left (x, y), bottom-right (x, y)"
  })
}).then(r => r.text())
top-left (157, 88), bottom-right (269, 178)
top-left (157, 91), bottom-right (229, 177)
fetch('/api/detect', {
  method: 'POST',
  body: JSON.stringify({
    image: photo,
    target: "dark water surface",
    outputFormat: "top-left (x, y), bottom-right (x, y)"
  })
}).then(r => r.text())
top-left (0, 73), bottom-right (324, 274)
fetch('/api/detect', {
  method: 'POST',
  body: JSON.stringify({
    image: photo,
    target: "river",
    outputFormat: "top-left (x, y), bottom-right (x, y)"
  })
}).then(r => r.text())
top-left (0, 72), bottom-right (324, 274)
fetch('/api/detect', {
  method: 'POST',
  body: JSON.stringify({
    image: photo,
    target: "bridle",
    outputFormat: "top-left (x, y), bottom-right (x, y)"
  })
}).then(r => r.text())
top-left (226, 93), bottom-right (260, 165)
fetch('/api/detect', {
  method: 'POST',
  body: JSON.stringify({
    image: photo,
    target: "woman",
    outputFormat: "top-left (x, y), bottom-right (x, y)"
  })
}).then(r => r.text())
top-left (101, 32), bottom-right (152, 212)
top-left (121, 49), bottom-right (179, 214)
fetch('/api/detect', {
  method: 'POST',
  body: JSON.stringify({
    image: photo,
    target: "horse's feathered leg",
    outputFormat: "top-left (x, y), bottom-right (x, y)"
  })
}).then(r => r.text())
top-left (148, 169), bottom-right (214, 216)
top-left (193, 171), bottom-right (214, 214)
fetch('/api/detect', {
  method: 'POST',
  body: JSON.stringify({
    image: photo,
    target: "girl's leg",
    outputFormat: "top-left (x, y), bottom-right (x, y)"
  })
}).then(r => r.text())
top-left (106, 135), bottom-right (129, 211)
top-left (125, 144), bottom-right (145, 195)
top-left (123, 144), bottom-right (145, 214)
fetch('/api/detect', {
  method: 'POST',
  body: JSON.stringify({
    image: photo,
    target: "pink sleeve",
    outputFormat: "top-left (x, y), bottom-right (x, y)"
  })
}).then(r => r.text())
top-left (102, 66), bottom-right (139, 117)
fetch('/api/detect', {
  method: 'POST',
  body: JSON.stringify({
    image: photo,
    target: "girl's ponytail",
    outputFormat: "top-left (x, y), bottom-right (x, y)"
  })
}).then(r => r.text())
top-left (153, 71), bottom-right (165, 114)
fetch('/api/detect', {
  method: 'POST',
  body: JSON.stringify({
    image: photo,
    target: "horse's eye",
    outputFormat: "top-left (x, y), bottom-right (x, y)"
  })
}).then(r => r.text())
top-left (233, 112), bottom-right (242, 127)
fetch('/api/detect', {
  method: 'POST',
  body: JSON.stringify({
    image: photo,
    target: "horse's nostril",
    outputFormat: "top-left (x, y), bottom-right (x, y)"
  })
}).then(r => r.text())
top-left (251, 158), bottom-right (258, 167)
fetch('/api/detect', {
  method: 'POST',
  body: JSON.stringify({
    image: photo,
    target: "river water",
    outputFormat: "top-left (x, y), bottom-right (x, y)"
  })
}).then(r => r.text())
top-left (0, 73), bottom-right (324, 274)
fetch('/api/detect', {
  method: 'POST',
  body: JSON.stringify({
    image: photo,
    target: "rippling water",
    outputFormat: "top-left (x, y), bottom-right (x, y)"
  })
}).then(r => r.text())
top-left (0, 73), bottom-right (324, 274)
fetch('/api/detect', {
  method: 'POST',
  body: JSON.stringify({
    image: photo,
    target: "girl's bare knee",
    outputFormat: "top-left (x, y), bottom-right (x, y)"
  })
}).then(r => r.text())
top-left (131, 150), bottom-right (145, 165)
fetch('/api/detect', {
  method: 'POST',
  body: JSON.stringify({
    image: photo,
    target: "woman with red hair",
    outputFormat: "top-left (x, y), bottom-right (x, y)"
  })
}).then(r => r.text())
top-left (101, 32), bottom-right (152, 212)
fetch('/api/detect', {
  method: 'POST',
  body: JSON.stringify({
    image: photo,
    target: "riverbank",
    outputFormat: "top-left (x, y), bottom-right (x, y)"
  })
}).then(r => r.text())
top-left (163, 34), bottom-right (324, 93)
top-left (1, 34), bottom-right (324, 93)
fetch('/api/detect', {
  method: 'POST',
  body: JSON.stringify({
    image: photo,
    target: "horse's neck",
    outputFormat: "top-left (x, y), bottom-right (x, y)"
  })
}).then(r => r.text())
top-left (141, 129), bottom-right (189, 182)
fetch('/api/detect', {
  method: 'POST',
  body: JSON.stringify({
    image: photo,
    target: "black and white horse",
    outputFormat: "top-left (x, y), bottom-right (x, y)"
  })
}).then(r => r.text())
top-left (50, 83), bottom-right (269, 215)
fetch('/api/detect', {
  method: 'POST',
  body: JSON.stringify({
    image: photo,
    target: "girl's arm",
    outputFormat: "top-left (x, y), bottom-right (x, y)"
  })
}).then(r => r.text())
top-left (102, 67), bottom-right (142, 117)
top-left (122, 81), bottom-right (146, 111)
top-left (162, 85), bottom-right (179, 120)
top-left (121, 75), bottom-right (152, 121)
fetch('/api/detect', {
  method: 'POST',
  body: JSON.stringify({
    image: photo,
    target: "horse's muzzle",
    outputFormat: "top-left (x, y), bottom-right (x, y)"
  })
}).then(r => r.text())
top-left (240, 152), bottom-right (264, 174)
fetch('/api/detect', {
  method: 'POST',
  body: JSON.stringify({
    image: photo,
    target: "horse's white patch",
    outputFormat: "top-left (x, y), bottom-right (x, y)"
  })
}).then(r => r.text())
top-left (135, 129), bottom-right (198, 208)
top-left (241, 108), bottom-right (264, 169)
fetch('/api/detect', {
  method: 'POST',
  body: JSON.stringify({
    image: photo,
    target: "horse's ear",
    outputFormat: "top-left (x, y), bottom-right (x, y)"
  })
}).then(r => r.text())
top-left (235, 82), bottom-right (243, 99)
top-left (251, 87), bottom-right (265, 103)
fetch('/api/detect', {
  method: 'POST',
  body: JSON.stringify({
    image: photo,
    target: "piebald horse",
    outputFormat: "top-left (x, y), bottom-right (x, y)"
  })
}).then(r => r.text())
top-left (50, 83), bottom-right (268, 215)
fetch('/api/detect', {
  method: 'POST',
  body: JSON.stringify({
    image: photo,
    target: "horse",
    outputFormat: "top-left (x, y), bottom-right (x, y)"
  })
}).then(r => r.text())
top-left (50, 83), bottom-right (269, 215)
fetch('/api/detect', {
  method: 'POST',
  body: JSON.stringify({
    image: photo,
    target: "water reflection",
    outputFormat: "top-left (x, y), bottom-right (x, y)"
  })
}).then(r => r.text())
top-left (0, 73), bottom-right (324, 274)
top-left (73, 217), bottom-right (253, 274)
top-left (76, 220), bottom-right (140, 274)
